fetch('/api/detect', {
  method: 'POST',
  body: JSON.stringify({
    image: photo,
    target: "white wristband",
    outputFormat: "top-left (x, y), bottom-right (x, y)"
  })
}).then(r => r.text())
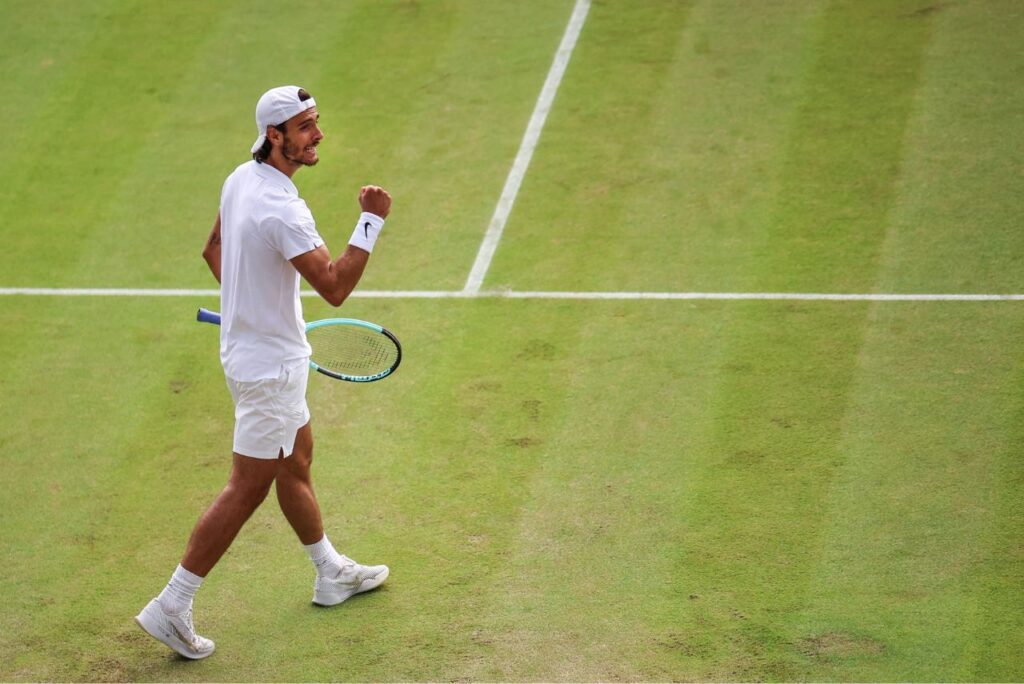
top-left (349, 212), bottom-right (385, 253)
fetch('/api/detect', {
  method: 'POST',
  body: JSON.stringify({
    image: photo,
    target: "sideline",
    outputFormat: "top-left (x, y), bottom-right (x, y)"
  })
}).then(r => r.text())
top-left (461, 0), bottom-right (592, 295)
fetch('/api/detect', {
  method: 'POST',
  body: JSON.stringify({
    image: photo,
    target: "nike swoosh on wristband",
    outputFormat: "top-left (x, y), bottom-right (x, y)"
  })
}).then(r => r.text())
top-left (364, 222), bottom-right (371, 238)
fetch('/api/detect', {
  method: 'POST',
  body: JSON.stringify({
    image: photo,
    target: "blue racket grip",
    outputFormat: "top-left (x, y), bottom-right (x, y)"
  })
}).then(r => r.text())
top-left (197, 308), bottom-right (222, 325)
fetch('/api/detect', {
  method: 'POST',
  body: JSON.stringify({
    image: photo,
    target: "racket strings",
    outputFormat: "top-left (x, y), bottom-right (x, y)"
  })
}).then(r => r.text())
top-left (306, 325), bottom-right (398, 376)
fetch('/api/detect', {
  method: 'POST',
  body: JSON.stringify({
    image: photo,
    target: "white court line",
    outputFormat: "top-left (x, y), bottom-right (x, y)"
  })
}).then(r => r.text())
top-left (462, 0), bottom-right (591, 295)
top-left (0, 288), bottom-right (462, 298)
top-left (1, 288), bottom-right (1021, 301)
top-left (500, 291), bottom-right (1024, 301)
top-left (0, 288), bottom-right (223, 297)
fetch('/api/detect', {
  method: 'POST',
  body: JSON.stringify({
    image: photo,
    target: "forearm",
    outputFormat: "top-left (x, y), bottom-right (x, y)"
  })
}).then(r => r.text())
top-left (320, 246), bottom-right (371, 306)
top-left (202, 215), bottom-right (222, 284)
top-left (318, 210), bottom-right (385, 305)
top-left (203, 245), bottom-right (221, 284)
top-left (293, 198), bottom-right (390, 307)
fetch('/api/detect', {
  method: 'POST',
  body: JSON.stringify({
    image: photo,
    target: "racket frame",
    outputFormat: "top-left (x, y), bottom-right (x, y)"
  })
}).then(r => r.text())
top-left (196, 308), bottom-right (401, 383)
top-left (305, 317), bottom-right (402, 383)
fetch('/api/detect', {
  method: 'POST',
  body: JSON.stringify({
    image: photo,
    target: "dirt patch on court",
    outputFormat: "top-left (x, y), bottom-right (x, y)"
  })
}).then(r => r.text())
top-left (521, 399), bottom-right (541, 421)
top-left (797, 631), bottom-right (885, 659)
top-left (655, 632), bottom-right (711, 658)
top-left (726, 449), bottom-right (765, 466)
top-left (504, 436), bottom-right (542, 448)
top-left (84, 656), bottom-right (132, 682)
top-left (902, 3), bottom-right (951, 18)
top-left (467, 379), bottom-right (502, 393)
top-left (169, 378), bottom-right (190, 394)
top-left (517, 340), bottom-right (557, 361)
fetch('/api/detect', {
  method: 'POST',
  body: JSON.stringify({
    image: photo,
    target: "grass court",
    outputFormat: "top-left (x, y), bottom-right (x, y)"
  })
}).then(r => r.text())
top-left (1, 0), bottom-right (1022, 680)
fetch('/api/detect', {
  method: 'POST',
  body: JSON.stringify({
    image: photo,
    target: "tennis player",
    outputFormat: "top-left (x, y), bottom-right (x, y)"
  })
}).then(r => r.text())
top-left (135, 85), bottom-right (392, 659)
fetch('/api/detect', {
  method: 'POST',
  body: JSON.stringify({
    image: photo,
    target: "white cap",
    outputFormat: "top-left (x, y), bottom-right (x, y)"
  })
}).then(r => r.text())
top-left (250, 85), bottom-right (317, 154)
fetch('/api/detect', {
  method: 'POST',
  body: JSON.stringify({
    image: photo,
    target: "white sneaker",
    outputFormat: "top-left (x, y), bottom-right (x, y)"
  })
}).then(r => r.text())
top-left (134, 598), bottom-right (215, 659)
top-left (313, 555), bottom-right (389, 606)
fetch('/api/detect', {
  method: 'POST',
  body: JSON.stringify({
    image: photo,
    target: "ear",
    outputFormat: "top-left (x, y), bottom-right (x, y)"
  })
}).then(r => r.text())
top-left (267, 125), bottom-right (284, 147)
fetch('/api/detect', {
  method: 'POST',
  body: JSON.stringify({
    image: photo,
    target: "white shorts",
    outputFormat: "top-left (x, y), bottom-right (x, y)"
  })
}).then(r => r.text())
top-left (225, 360), bottom-right (311, 459)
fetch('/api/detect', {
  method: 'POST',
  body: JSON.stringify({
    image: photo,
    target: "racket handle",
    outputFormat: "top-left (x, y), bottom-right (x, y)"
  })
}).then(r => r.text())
top-left (197, 308), bottom-right (222, 325)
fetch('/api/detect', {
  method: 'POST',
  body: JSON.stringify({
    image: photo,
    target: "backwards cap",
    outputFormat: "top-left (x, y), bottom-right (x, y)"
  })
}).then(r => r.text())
top-left (250, 85), bottom-right (317, 154)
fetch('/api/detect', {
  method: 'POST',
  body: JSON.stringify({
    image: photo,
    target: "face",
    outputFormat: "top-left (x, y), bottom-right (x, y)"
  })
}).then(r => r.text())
top-left (274, 106), bottom-right (323, 167)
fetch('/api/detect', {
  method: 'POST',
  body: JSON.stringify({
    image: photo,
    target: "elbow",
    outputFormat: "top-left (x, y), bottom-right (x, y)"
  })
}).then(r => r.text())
top-left (324, 283), bottom-right (355, 308)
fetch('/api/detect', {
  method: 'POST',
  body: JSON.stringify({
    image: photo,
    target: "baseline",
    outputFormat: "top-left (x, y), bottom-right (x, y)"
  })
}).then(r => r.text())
top-left (1, 288), bottom-right (1021, 302)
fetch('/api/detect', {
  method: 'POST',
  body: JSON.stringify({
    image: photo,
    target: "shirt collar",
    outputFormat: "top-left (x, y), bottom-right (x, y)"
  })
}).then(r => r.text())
top-left (252, 160), bottom-right (298, 196)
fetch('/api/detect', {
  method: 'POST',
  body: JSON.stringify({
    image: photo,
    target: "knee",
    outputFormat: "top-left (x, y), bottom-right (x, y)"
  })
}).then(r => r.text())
top-left (289, 431), bottom-right (314, 472)
top-left (293, 443), bottom-right (313, 470)
top-left (226, 473), bottom-right (275, 507)
top-left (281, 448), bottom-right (313, 483)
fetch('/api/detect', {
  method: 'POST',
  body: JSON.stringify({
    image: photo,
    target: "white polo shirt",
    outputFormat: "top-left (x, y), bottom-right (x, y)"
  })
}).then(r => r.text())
top-left (218, 160), bottom-right (324, 381)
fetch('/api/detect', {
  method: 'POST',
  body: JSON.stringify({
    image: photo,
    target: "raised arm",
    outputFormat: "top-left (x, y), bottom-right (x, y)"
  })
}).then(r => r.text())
top-left (291, 185), bottom-right (391, 307)
top-left (292, 244), bottom-right (371, 307)
top-left (202, 214), bottom-right (222, 284)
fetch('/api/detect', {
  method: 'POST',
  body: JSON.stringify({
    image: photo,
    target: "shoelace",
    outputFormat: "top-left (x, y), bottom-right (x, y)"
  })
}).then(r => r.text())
top-left (178, 608), bottom-right (202, 646)
top-left (315, 562), bottom-right (369, 588)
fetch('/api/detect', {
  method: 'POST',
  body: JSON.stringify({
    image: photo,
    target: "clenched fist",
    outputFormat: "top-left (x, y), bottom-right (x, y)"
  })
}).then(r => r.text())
top-left (359, 185), bottom-right (392, 219)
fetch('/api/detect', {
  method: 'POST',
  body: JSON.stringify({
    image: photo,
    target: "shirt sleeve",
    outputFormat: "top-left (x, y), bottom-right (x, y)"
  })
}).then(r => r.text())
top-left (261, 197), bottom-right (325, 260)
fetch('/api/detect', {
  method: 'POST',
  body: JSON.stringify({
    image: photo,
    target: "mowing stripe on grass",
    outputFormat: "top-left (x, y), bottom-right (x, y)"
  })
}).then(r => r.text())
top-left (747, 0), bottom-right (933, 295)
top-left (1, 288), bottom-right (1022, 301)
top-left (462, 0), bottom-right (591, 295)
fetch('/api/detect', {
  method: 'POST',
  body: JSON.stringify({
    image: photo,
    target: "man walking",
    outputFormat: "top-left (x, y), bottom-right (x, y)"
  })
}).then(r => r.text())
top-left (135, 85), bottom-right (392, 659)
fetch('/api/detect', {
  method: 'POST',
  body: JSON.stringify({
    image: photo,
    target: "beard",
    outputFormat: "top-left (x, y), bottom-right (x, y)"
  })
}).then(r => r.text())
top-left (282, 134), bottom-right (319, 166)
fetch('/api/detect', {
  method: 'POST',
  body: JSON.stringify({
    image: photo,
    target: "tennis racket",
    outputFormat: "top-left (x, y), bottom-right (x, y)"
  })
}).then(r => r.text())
top-left (197, 308), bottom-right (401, 383)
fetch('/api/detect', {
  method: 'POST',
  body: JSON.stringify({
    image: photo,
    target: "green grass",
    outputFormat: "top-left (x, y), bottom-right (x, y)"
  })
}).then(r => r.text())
top-left (1, 0), bottom-right (1022, 681)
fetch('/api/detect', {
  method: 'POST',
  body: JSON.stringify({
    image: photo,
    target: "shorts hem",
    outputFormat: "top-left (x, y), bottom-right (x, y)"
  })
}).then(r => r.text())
top-left (233, 442), bottom-right (286, 459)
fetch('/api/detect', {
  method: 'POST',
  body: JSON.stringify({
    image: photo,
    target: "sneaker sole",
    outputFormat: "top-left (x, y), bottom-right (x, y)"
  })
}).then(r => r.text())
top-left (312, 566), bottom-right (390, 607)
top-left (134, 599), bottom-right (215, 660)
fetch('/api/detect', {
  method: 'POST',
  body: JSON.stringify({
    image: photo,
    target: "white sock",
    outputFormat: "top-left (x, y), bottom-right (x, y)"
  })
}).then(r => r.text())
top-left (157, 564), bottom-right (204, 615)
top-left (304, 535), bottom-right (345, 576)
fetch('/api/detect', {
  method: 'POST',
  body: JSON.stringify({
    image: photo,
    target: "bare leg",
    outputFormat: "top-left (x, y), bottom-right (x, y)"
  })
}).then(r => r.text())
top-left (275, 422), bottom-right (325, 545)
top-left (180, 453), bottom-right (279, 577)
